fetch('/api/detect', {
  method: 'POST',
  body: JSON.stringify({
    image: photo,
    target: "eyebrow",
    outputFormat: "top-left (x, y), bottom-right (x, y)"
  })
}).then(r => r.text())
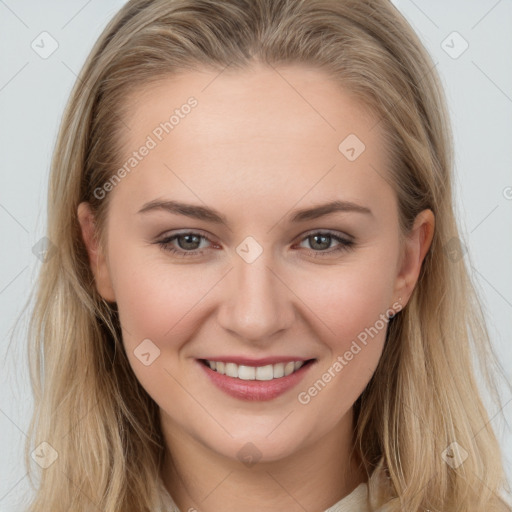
top-left (137, 199), bottom-right (373, 224)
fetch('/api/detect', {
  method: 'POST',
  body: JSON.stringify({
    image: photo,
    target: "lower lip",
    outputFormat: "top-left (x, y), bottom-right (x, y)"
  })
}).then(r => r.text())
top-left (198, 360), bottom-right (315, 401)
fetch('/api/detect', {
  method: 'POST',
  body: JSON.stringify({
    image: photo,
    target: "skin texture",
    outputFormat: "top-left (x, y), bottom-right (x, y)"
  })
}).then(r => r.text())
top-left (78, 62), bottom-right (434, 512)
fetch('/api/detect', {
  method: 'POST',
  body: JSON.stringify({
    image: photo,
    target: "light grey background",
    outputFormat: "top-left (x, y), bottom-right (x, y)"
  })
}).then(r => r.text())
top-left (1, 1), bottom-right (511, 510)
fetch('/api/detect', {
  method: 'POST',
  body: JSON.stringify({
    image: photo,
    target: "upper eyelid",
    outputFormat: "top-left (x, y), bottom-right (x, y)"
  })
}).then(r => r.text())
top-left (158, 228), bottom-right (211, 239)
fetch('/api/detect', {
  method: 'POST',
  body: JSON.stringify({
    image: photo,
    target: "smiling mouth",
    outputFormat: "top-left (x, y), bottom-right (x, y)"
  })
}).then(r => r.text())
top-left (199, 359), bottom-right (316, 381)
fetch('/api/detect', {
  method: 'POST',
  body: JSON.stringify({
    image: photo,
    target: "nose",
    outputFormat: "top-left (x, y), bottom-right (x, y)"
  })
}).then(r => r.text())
top-left (216, 250), bottom-right (296, 343)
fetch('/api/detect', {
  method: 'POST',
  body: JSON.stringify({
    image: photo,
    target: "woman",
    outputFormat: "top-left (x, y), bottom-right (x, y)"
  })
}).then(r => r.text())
top-left (25, 0), bottom-right (511, 510)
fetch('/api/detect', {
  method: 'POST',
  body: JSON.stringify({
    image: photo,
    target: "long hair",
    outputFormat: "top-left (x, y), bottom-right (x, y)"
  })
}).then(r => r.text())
top-left (24, 0), bottom-right (511, 510)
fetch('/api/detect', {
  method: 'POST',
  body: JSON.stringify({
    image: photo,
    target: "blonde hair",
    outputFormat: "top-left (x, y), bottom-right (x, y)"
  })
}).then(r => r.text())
top-left (23, 0), bottom-right (511, 510)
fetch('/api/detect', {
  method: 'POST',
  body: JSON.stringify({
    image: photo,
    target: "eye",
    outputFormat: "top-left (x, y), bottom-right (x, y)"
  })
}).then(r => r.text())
top-left (156, 231), bottom-right (214, 258)
top-left (155, 230), bottom-right (355, 258)
top-left (295, 230), bottom-right (355, 257)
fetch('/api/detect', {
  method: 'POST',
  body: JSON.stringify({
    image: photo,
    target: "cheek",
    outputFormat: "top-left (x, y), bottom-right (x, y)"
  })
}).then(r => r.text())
top-left (107, 238), bottom-right (210, 352)
top-left (108, 246), bottom-right (211, 397)
top-left (293, 302), bottom-right (388, 424)
top-left (290, 244), bottom-right (399, 407)
top-left (296, 247), bottom-right (398, 348)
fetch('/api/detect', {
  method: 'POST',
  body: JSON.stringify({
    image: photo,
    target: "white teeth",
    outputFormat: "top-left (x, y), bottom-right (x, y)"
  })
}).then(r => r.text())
top-left (225, 362), bottom-right (238, 378)
top-left (284, 362), bottom-right (295, 376)
top-left (238, 365), bottom-right (256, 380)
top-left (255, 364), bottom-right (273, 381)
top-left (205, 359), bottom-right (308, 380)
top-left (273, 363), bottom-right (285, 378)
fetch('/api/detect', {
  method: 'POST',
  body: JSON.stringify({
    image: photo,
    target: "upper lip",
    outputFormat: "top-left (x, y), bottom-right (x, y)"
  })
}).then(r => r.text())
top-left (199, 356), bottom-right (314, 366)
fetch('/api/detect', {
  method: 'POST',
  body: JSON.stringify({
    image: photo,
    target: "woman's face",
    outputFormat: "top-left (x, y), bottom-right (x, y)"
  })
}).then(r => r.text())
top-left (79, 63), bottom-right (432, 463)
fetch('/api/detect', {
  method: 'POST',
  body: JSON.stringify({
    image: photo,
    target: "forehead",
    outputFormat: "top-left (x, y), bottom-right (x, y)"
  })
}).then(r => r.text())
top-left (111, 63), bottom-right (394, 219)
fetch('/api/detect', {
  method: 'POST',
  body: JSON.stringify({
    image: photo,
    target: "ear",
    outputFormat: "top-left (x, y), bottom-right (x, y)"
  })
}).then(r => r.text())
top-left (77, 202), bottom-right (116, 302)
top-left (393, 209), bottom-right (435, 307)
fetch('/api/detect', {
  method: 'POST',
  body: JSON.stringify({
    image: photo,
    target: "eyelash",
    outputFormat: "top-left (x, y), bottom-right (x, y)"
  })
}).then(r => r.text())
top-left (155, 230), bottom-right (355, 259)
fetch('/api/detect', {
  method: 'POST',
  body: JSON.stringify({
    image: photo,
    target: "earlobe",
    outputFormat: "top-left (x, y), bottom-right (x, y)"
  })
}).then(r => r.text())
top-left (393, 209), bottom-right (435, 306)
top-left (77, 202), bottom-right (116, 302)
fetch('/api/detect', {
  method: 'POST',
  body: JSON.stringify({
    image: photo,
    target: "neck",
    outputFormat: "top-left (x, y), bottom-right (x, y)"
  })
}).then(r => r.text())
top-left (160, 408), bottom-right (367, 512)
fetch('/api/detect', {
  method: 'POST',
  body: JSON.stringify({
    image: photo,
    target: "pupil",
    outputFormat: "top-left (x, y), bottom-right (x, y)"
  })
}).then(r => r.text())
top-left (179, 234), bottom-right (200, 250)
top-left (311, 234), bottom-right (330, 250)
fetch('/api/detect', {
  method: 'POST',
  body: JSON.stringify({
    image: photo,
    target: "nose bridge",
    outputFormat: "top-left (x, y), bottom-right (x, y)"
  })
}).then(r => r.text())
top-left (217, 243), bottom-right (293, 341)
